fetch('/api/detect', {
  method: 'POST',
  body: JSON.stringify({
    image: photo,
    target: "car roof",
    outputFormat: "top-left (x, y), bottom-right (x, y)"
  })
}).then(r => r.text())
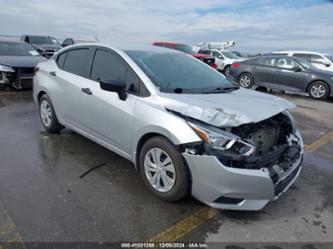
top-left (56, 43), bottom-right (184, 55)
top-left (273, 50), bottom-right (323, 55)
top-left (152, 41), bottom-right (187, 46)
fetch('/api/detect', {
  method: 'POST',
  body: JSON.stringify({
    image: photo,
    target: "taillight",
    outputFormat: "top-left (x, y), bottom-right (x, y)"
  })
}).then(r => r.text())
top-left (34, 67), bottom-right (39, 74)
top-left (231, 63), bottom-right (240, 69)
top-left (211, 63), bottom-right (218, 69)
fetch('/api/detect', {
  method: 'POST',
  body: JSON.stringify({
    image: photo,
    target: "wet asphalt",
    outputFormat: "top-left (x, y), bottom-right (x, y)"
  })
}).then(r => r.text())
top-left (0, 91), bottom-right (332, 244)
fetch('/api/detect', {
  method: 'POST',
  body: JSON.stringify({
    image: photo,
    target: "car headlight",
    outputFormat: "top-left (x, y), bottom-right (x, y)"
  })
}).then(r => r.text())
top-left (36, 48), bottom-right (45, 53)
top-left (0, 64), bottom-right (15, 73)
top-left (188, 120), bottom-right (255, 156)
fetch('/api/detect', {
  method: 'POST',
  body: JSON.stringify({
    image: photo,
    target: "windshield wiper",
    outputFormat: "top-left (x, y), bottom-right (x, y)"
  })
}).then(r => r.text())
top-left (201, 86), bottom-right (239, 94)
top-left (173, 88), bottom-right (199, 94)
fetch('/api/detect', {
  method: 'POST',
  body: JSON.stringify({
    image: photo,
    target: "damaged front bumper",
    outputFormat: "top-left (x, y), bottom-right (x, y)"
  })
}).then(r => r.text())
top-left (182, 131), bottom-right (304, 211)
top-left (0, 68), bottom-right (34, 89)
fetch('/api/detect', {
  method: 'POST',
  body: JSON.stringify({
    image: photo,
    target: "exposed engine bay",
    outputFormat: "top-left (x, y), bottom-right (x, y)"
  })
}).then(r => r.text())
top-left (184, 112), bottom-right (302, 172)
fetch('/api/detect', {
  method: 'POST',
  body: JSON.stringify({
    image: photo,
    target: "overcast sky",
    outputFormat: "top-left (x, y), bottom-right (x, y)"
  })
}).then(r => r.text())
top-left (1, 0), bottom-right (332, 53)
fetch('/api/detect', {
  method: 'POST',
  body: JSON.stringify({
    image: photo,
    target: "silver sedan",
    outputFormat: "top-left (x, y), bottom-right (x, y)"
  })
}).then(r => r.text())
top-left (33, 44), bottom-right (304, 211)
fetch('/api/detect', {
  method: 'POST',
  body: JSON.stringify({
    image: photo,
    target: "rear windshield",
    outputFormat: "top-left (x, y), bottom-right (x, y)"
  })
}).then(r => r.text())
top-left (126, 51), bottom-right (234, 93)
top-left (0, 42), bottom-right (38, 56)
top-left (221, 51), bottom-right (239, 59)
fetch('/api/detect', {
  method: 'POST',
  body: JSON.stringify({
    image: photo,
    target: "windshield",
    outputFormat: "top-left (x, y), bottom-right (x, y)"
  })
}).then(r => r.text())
top-left (326, 55), bottom-right (333, 62)
top-left (174, 44), bottom-right (193, 54)
top-left (0, 42), bottom-right (38, 56)
top-left (30, 36), bottom-right (58, 45)
top-left (294, 57), bottom-right (317, 70)
top-left (221, 51), bottom-right (239, 59)
top-left (126, 51), bottom-right (235, 93)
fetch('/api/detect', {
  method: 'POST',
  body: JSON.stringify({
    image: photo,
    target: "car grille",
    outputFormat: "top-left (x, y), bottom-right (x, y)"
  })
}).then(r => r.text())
top-left (17, 67), bottom-right (34, 75)
top-left (45, 50), bottom-right (56, 57)
top-left (243, 144), bottom-right (289, 169)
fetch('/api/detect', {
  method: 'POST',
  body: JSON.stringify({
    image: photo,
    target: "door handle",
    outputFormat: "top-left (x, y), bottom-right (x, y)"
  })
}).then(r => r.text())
top-left (81, 88), bottom-right (93, 95)
top-left (49, 71), bottom-right (56, 77)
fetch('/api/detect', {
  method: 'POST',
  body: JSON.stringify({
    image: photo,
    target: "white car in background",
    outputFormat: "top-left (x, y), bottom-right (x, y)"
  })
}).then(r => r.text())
top-left (273, 51), bottom-right (333, 72)
top-left (198, 48), bottom-right (245, 74)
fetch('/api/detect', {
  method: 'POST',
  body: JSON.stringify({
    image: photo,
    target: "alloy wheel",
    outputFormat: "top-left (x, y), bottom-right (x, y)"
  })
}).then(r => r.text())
top-left (310, 83), bottom-right (326, 98)
top-left (40, 99), bottom-right (53, 127)
top-left (144, 148), bottom-right (176, 193)
top-left (239, 75), bottom-right (251, 88)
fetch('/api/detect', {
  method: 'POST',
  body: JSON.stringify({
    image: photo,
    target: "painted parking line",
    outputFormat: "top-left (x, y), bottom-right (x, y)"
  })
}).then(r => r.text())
top-left (304, 130), bottom-right (333, 152)
top-left (0, 92), bottom-right (21, 96)
top-left (1, 131), bottom-right (332, 245)
top-left (0, 203), bottom-right (25, 249)
top-left (149, 207), bottom-right (218, 242)
top-left (148, 130), bottom-right (333, 242)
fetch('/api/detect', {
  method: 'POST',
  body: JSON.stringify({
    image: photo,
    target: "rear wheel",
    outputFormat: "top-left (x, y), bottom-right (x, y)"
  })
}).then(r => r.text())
top-left (308, 81), bottom-right (329, 100)
top-left (224, 65), bottom-right (231, 76)
top-left (139, 136), bottom-right (190, 202)
top-left (238, 73), bottom-right (254, 88)
top-left (39, 94), bottom-right (64, 133)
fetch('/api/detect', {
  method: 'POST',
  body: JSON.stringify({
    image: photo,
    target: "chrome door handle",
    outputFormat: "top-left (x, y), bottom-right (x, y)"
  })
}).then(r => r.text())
top-left (49, 71), bottom-right (56, 77)
top-left (81, 88), bottom-right (93, 95)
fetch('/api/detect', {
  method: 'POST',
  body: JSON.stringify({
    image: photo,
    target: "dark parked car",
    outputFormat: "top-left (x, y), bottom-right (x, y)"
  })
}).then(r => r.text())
top-left (228, 55), bottom-right (333, 100)
top-left (0, 40), bottom-right (46, 90)
top-left (21, 35), bottom-right (61, 58)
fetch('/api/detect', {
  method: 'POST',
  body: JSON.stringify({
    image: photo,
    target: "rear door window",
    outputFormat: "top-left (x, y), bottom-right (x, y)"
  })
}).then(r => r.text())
top-left (276, 58), bottom-right (296, 69)
top-left (309, 54), bottom-right (325, 63)
top-left (62, 48), bottom-right (90, 77)
top-left (255, 57), bottom-right (276, 67)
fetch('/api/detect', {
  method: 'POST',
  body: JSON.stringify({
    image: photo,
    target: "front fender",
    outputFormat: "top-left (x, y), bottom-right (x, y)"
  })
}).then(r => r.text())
top-left (131, 99), bottom-right (201, 164)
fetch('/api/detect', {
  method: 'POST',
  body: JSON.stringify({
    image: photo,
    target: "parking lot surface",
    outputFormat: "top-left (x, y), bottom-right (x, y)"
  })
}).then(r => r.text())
top-left (0, 91), bottom-right (332, 246)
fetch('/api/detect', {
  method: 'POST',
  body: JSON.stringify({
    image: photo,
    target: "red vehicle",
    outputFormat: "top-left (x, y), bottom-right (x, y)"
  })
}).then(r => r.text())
top-left (152, 41), bottom-right (218, 69)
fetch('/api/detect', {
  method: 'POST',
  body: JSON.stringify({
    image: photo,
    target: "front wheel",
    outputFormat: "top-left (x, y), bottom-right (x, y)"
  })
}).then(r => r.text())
top-left (139, 136), bottom-right (190, 202)
top-left (238, 73), bottom-right (254, 88)
top-left (308, 81), bottom-right (329, 100)
top-left (39, 94), bottom-right (64, 133)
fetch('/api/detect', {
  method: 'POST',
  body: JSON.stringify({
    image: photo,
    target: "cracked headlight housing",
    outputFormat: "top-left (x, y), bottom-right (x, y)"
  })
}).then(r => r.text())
top-left (0, 64), bottom-right (15, 73)
top-left (188, 120), bottom-right (255, 157)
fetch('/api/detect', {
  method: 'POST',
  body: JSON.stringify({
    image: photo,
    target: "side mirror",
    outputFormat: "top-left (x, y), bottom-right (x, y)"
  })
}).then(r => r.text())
top-left (99, 78), bottom-right (127, 100)
top-left (62, 39), bottom-right (74, 47)
top-left (292, 65), bottom-right (302, 72)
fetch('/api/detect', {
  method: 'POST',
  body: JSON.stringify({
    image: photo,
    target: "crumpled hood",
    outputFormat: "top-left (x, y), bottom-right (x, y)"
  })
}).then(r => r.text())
top-left (158, 88), bottom-right (296, 127)
top-left (0, 55), bottom-right (46, 68)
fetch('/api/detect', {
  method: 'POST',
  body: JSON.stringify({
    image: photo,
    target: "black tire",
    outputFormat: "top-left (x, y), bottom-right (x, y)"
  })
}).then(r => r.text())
top-left (238, 73), bottom-right (254, 89)
top-left (39, 94), bottom-right (64, 133)
top-left (255, 86), bottom-right (268, 93)
top-left (139, 136), bottom-right (190, 202)
top-left (308, 81), bottom-right (330, 100)
top-left (224, 65), bottom-right (231, 76)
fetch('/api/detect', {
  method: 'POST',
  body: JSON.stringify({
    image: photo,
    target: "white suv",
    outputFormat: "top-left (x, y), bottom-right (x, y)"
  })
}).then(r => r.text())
top-left (198, 49), bottom-right (244, 74)
top-left (273, 51), bottom-right (333, 72)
